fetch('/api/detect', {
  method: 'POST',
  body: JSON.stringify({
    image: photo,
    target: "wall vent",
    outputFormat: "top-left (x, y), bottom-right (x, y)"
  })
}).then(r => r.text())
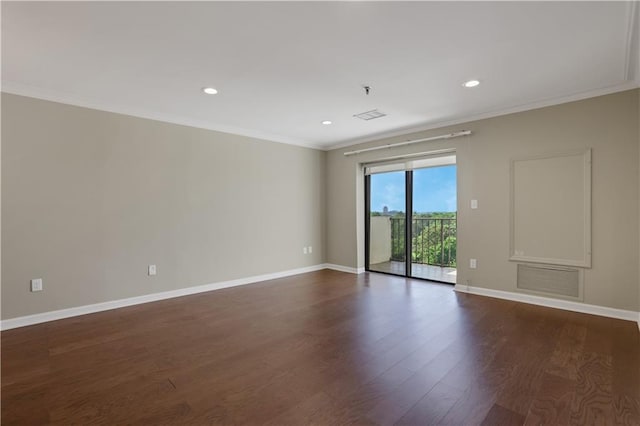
top-left (354, 109), bottom-right (387, 121)
top-left (517, 263), bottom-right (581, 299)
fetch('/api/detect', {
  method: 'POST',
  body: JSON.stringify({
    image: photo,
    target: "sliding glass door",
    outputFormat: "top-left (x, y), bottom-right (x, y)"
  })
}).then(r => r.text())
top-left (365, 155), bottom-right (457, 284)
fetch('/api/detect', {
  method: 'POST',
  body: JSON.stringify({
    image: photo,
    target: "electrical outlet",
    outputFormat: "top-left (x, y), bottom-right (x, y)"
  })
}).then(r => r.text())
top-left (31, 278), bottom-right (43, 292)
top-left (470, 259), bottom-right (477, 269)
top-left (308, 246), bottom-right (313, 254)
top-left (303, 247), bottom-right (308, 254)
top-left (148, 265), bottom-right (157, 276)
top-left (471, 199), bottom-right (478, 209)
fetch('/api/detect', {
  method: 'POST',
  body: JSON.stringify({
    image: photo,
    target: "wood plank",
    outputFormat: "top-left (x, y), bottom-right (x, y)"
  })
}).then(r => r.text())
top-left (570, 352), bottom-right (614, 425)
top-left (524, 372), bottom-right (576, 425)
top-left (481, 403), bottom-right (526, 426)
top-left (546, 321), bottom-right (587, 380)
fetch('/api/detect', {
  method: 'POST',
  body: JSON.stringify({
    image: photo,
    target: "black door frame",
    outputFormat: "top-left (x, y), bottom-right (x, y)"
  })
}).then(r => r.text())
top-left (364, 170), bottom-right (414, 278)
top-left (405, 170), bottom-right (413, 275)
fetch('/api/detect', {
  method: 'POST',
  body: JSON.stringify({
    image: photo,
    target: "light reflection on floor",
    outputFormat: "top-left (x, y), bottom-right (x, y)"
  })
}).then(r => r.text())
top-left (370, 261), bottom-right (456, 284)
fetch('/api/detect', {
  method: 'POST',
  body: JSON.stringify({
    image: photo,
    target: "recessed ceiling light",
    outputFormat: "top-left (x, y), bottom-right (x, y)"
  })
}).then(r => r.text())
top-left (463, 80), bottom-right (480, 88)
top-left (322, 120), bottom-right (332, 125)
top-left (202, 87), bottom-right (218, 95)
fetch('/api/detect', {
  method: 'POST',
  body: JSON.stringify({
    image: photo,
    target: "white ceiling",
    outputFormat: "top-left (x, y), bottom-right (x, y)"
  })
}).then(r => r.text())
top-left (2, 1), bottom-right (639, 150)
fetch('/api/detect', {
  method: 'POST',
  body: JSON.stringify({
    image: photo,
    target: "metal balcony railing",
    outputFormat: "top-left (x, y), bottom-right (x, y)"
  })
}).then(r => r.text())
top-left (389, 216), bottom-right (457, 267)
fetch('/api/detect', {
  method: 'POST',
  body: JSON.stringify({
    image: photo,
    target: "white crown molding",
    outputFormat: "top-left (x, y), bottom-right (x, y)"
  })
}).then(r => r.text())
top-left (0, 264), bottom-right (328, 331)
top-left (454, 284), bottom-right (639, 325)
top-left (3, 79), bottom-right (638, 154)
top-left (0, 80), bottom-right (325, 151)
top-left (326, 81), bottom-right (640, 152)
top-left (325, 263), bottom-right (365, 274)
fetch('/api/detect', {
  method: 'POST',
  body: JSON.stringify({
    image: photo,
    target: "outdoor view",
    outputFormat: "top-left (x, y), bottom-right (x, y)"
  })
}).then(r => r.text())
top-left (368, 165), bottom-right (457, 283)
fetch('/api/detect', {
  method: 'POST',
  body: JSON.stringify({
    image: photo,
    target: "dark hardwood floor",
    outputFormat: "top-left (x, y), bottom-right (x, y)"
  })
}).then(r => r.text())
top-left (2, 269), bottom-right (639, 425)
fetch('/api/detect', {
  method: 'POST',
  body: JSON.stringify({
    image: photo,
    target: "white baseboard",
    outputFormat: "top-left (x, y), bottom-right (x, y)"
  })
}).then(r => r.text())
top-left (454, 284), bottom-right (639, 323)
top-left (0, 264), bottom-right (327, 331)
top-left (7, 267), bottom-right (631, 331)
top-left (325, 263), bottom-right (365, 274)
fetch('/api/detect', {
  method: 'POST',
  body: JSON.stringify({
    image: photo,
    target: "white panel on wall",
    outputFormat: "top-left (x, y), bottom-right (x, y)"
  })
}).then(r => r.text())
top-left (510, 149), bottom-right (592, 268)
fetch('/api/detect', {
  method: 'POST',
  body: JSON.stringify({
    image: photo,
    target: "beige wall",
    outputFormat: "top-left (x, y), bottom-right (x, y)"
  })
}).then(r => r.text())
top-left (1, 94), bottom-right (326, 319)
top-left (327, 89), bottom-right (640, 311)
top-left (2, 90), bottom-right (639, 320)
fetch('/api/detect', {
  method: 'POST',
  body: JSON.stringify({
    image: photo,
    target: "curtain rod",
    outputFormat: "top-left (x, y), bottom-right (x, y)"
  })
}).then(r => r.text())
top-left (361, 148), bottom-right (457, 166)
top-left (343, 130), bottom-right (471, 156)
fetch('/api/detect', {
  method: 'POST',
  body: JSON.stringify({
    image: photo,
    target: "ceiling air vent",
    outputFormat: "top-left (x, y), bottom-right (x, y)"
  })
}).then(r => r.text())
top-left (354, 109), bottom-right (387, 121)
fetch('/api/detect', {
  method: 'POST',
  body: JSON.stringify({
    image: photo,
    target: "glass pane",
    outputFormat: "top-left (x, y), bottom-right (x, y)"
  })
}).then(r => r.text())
top-left (368, 171), bottom-right (406, 276)
top-left (411, 165), bottom-right (457, 283)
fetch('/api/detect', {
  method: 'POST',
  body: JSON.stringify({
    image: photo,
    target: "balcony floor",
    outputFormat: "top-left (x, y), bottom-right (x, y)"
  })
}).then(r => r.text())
top-left (369, 261), bottom-right (457, 284)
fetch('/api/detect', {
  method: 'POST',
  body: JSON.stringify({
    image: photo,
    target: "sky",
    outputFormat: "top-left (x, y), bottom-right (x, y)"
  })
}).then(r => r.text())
top-left (370, 165), bottom-right (457, 213)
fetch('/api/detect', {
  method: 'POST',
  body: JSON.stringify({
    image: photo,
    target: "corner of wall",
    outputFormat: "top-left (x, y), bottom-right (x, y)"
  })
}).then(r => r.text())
top-left (637, 88), bottom-right (640, 322)
top-left (320, 149), bottom-right (328, 265)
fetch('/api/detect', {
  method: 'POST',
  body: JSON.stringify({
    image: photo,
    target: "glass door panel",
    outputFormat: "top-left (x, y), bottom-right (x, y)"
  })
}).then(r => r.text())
top-left (410, 165), bottom-right (457, 283)
top-left (367, 171), bottom-right (407, 276)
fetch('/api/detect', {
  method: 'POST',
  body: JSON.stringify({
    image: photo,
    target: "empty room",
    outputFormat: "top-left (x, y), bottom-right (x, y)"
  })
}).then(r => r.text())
top-left (2, 2), bottom-right (639, 425)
